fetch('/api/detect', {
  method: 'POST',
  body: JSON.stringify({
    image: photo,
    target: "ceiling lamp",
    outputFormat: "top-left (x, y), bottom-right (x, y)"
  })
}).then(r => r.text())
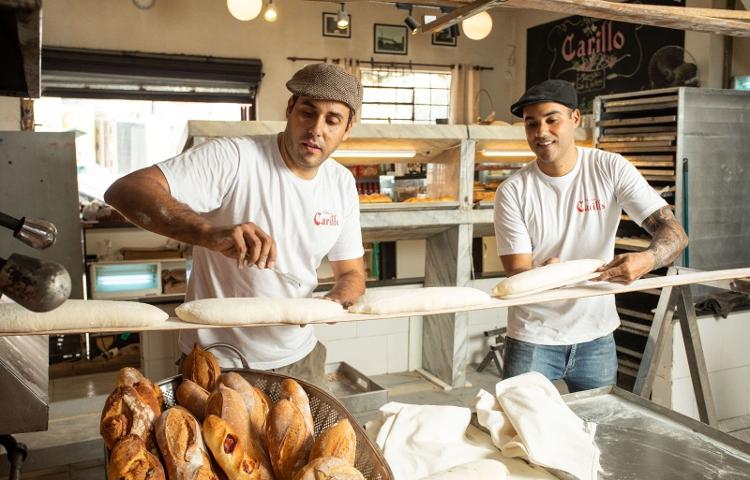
top-left (336, 4), bottom-right (349, 29)
top-left (263, 0), bottom-right (278, 22)
top-left (461, 11), bottom-right (493, 40)
top-left (481, 150), bottom-right (535, 157)
top-left (227, 0), bottom-right (263, 21)
top-left (332, 150), bottom-right (416, 158)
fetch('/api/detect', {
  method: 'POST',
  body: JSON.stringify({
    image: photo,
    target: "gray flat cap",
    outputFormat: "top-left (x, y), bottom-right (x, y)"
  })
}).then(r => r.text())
top-left (286, 63), bottom-right (363, 115)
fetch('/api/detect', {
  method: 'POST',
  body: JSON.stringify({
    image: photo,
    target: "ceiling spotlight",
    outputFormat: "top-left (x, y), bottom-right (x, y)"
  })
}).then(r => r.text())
top-left (263, 0), bottom-right (278, 22)
top-left (336, 3), bottom-right (349, 29)
top-left (227, 0), bottom-right (263, 21)
top-left (462, 11), bottom-right (493, 40)
top-left (404, 15), bottom-right (419, 34)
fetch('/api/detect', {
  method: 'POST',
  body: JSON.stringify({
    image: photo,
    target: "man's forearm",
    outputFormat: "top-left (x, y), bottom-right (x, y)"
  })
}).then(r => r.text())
top-left (104, 172), bottom-right (210, 247)
top-left (325, 270), bottom-right (366, 308)
top-left (642, 206), bottom-right (689, 270)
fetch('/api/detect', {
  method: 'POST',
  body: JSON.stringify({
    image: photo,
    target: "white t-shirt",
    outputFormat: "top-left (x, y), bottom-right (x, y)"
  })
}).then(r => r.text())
top-left (157, 135), bottom-right (364, 369)
top-left (493, 147), bottom-right (666, 345)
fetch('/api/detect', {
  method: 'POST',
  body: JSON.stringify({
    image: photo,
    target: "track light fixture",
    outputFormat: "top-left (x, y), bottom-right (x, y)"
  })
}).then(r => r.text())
top-left (405, 15), bottom-right (419, 34)
top-left (336, 3), bottom-right (349, 29)
top-left (263, 0), bottom-right (278, 22)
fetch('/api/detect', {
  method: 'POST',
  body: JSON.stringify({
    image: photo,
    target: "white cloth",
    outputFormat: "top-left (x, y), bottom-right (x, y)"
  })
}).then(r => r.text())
top-left (366, 402), bottom-right (555, 480)
top-left (157, 135), bottom-right (364, 369)
top-left (175, 297), bottom-right (345, 325)
top-left (348, 287), bottom-right (491, 314)
top-left (493, 147), bottom-right (666, 344)
top-left (0, 300), bottom-right (168, 332)
top-left (476, 372), bottom-right (601, 480)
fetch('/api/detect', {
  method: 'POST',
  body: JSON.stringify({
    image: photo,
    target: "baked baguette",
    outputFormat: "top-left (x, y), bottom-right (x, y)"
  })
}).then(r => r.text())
top-left (108, 434), bottom-right (166, 480)
top-left (266, 399), bottom-right (313, 480)
top-left (279, 379), bottom-right (314, 436)
top-left (117, 367), bottom-right (164, 410)
top-left (101, 385), bottom-right (158, 452)
top-left (309, 419), bottom-right (356, 465)
top-left (202, 415), bottom-right (261, 480)
top-left (182, 343), bottom-right (221, 392)
top-left (218, 372), bottom-right (271, 439)
top-left (292, 457), bottom-right (364, 480)
top-left (205, 384), bottom-right (251, 451)
top-left (176, 379), bottom-right (209, 421)
top-left (155, 406), bottom-right (219, 480)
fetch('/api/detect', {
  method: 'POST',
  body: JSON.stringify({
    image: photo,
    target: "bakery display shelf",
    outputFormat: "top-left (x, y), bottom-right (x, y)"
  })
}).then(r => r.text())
top-left (2, 267), bottom-right (748, 337)
top-left (359, 201), bottom-right (459, 212)
top-left (596, 114), bottom-right (677, 127)
top-left (602, 94), bottom-right (680, 108)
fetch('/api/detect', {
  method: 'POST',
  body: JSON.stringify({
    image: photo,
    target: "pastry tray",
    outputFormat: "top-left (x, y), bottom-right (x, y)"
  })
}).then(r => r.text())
top-left (325, 361), bottom-right (388, 413)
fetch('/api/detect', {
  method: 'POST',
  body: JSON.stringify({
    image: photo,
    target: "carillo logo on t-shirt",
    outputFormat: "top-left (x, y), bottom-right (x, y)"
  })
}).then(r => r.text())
top-left (576, 199), bottom-right (606, 212)
top-left (313, 211), bottom-right (340, 226)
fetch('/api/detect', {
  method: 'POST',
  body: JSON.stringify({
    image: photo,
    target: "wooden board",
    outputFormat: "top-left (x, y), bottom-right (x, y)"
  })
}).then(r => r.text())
top-left (597, 115), bottom-right (677, 127)
top-left (603, 126), bottom-right (677, 135)
top-left (1, 267), bottom-right (749, 337)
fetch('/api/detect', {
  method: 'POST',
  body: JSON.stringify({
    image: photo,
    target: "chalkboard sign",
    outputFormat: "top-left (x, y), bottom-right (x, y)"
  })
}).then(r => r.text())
top-left (526, 0), bottom-right (692, 113)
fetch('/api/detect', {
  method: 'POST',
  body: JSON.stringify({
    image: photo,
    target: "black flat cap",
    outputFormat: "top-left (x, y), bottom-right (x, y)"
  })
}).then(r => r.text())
top-left (510, 79), bottom-right (578, 118)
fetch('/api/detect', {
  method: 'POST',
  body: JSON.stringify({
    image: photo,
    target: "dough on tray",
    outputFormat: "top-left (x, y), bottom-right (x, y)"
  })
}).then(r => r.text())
top-left (175, 297), bottom-right (346, 326)
top-left (492, 259), bottom-right (604, 299)
top-left (0, 299), bottom-right (169, 333)
top-left (348, 287), bottom-right (492, 314)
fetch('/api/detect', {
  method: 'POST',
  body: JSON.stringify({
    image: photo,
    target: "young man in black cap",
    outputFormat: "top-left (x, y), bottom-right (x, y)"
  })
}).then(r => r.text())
top-left (105, 64), bottom-right (366, 387)
top-left (493, 79), bottom-right (688, 392)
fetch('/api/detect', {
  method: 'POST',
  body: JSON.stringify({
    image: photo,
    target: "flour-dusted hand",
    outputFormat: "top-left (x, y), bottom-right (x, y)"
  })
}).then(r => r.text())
top-left (595, 251), bottom-right (655, 284)
top-left (201, 222), bottom-right (277, 269)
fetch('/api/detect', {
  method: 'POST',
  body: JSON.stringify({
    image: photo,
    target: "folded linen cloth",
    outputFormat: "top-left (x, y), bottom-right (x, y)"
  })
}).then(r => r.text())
top-left (476, 372), bottom-right (601, 480)
top-left (366, 402), bottom-right (555, 480)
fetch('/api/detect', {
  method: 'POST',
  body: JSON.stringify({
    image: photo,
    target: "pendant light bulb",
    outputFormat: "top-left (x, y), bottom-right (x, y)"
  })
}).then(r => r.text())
top-left (264, 0), bottom-right (278, 22)
top-left (461, 11), bottom-right (493, 40)
top-left (227, 0), bottom-right (263, 21)
top-left (336, 3), bottom-right (349, 29)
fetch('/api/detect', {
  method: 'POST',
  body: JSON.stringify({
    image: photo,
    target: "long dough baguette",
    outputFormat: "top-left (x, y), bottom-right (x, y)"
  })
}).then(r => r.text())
top-left (492, 259), bottom-right (604, 298)
top-left (266, 399), bottom-right (313, 480)
top-left (309, 419), bottom-right (356, 465)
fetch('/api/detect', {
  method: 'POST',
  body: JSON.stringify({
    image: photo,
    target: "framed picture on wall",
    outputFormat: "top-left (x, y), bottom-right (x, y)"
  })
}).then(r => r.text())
top-left (432, 29), bottom-right (457, 47)
top-left (374, 24), bottom-right (408, 55)
top-left (322, 12), bottom-right (351, 38)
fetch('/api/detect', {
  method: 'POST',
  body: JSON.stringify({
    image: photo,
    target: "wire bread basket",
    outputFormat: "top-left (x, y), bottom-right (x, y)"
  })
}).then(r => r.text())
top-left (156, 343), bottom-right (394, 480)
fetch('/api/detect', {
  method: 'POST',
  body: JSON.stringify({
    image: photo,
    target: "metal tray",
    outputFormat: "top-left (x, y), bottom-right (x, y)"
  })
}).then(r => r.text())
top-left (326, 362), bottom-right (388, 413)
top-left (564, 386), bottom-right (750, 479)
top-left (359, 201), bottom-right (459, 212)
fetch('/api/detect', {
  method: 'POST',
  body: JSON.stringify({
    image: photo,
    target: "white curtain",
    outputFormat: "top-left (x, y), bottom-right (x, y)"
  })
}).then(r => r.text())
top-left (449, 64), bottom-right (480, 125)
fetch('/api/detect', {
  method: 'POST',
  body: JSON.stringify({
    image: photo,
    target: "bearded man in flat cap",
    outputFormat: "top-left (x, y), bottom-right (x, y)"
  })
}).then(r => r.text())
top-left (105, 64), bottom-right (366, 387)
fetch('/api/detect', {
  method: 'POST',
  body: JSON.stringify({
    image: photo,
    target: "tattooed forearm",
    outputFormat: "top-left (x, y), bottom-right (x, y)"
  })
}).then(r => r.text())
top-left (641, 206), bottom-right (689, 269)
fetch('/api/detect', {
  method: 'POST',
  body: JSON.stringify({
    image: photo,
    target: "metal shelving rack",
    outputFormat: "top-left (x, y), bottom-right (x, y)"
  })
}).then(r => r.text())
top-left (593, 87), bottom-right (750, 389)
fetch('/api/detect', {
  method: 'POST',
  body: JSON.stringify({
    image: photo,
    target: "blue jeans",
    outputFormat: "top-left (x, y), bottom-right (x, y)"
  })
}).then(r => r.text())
top-left (502, 333), bottom-right (618, 393)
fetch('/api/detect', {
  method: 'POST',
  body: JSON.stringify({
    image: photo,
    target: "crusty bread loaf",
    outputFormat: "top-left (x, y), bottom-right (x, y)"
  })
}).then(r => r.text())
top-left (205, 384), bottom-right (251, 451)
top-left (218, 373), bottom-right (271, 440)
top-left (117, 367), bottom-right (164, 411)
top-left (155, 406), bottom-right (219, 480)
top-left (101, 385), bottom-right (158, 451)
top-left (292, 456), bottom-right (364, 480)
top-left (202, 415), bottom-right (261, 480)
top-left (266, 399), bottom-right (313, 480)
top-left (309, 419), bottom-right (356, 465)
top-left (182, 343), bottom-right (221, 392)
top-left (176, 379), bottom-right (209, 421)
top-left (279, 379), bottom-right (314, 436)
top-left (108, 434), bottom-right (166, 480)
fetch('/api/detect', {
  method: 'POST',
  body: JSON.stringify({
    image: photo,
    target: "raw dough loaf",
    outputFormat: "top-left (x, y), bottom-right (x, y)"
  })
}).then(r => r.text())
top-left (420, 459), bottom-right (510, 479)
top-left (0, 300), bottom-right (168, 333)
top-left (176, 298), bottom-right (345, 326)
top-left (492, 259), bottom-right (604, 298)
top-left (348, 287), bottom-right (491, 315)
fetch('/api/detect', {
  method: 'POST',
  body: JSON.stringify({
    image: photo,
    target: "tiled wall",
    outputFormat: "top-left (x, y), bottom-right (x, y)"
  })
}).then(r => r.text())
top-left (666, 310), bottom-right (750, 421)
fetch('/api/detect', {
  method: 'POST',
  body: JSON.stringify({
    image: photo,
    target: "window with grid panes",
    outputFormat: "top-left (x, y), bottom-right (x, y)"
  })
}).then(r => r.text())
top-left (359, 67), bottom-right (451, 123)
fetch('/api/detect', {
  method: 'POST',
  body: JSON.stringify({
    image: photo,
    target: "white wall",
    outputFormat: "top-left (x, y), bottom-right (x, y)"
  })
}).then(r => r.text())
top-left (31, 0), bottom-right (515, 123)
